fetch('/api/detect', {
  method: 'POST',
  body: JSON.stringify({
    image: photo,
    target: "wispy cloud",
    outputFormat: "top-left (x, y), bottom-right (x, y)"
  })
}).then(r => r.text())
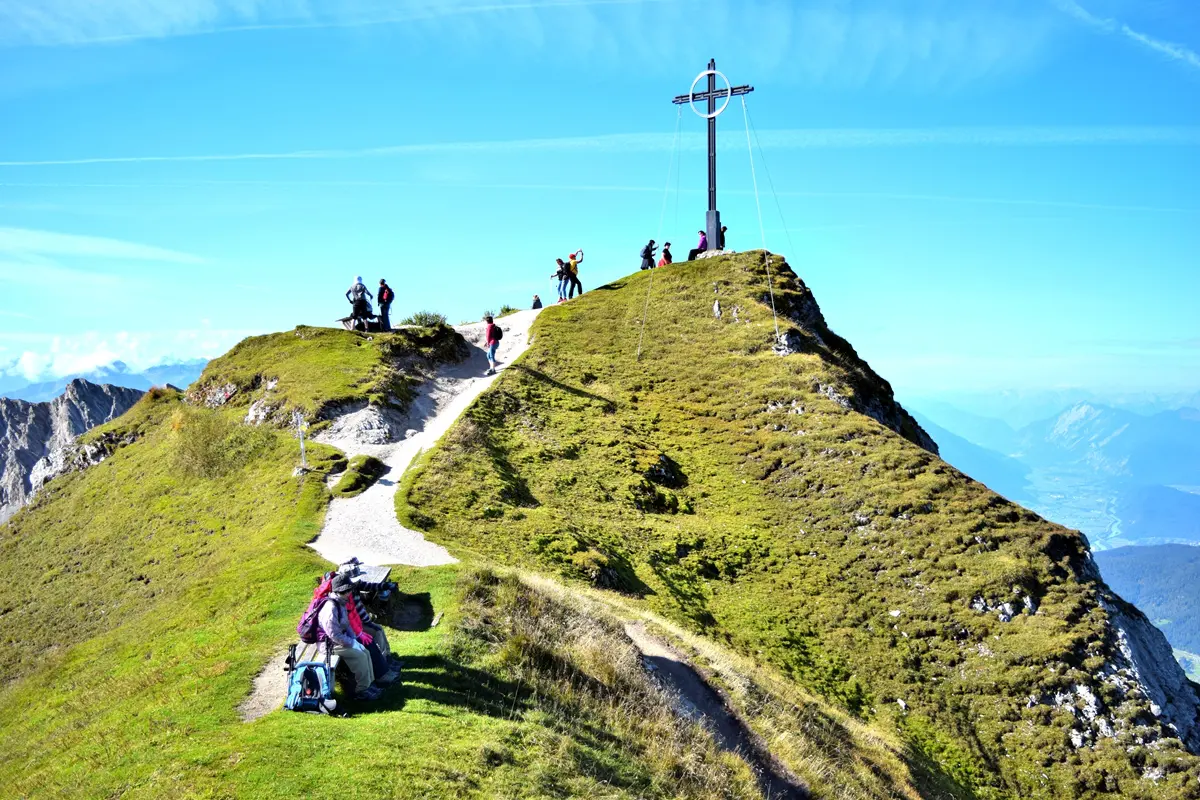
top-left (0, 326), bottom-right (250, 380)
top-left (2, 125), bottom-right (1195, 168)
top-left (0, 227), bottom-right (203, 263)
top-left (1053, 0), bottom-right (1200, 71)
top-left (0, 0), bottom-right (660, 48)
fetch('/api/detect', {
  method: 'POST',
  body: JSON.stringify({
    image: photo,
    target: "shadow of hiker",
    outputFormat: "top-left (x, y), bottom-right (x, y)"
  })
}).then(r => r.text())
top-left (386, 592), bottom-right (435, 631)
top-left (509, 365), bottom-right (616, 413)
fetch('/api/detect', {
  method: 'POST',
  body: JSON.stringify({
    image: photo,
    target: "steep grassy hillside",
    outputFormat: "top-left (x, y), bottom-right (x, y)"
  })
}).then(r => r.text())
top-left (1, 324), bottom-right (879, 799)
top-left (401, 252), bottom-right (1200, 799)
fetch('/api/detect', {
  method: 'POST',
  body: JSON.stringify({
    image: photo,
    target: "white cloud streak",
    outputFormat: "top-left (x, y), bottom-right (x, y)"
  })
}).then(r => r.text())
top-left (1053, 0), bottom-right (1200, 71)
top-left (0, 327), bottom-right (249, 380)
top-left (1, 125), bottom-right (1195, 168)
top-left (0, 227), bottom-right (203, 263)
top-left (0, 0), bottom-right (662, 47)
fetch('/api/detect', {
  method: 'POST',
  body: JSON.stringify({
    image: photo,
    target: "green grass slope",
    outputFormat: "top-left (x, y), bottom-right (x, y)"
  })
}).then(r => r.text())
top-left (401, 252), bottom-right (1200, 799)
top-left (0, 325), bottom-right (779, 799)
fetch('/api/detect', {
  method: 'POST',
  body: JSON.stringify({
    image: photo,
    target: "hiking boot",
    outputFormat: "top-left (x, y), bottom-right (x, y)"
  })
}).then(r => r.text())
top-left (354, 686), bottom-right (382, 701)
top-left (375, 669), bottom-right (400, 687)
top-left (387, 654), bottom-right (404, 669)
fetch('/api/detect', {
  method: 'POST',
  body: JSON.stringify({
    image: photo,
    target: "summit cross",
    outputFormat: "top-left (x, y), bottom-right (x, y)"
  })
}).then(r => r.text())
top-left (672, 58), bottom-right (754, 254)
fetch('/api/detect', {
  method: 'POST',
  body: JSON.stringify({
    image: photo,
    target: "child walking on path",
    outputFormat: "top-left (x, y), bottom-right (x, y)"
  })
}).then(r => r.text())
top-left (484, 315), bottom-right (502, 375)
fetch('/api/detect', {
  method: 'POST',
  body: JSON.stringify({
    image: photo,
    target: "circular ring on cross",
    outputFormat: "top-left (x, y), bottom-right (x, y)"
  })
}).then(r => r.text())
top-left (688, 69), bottom-right (733, 119)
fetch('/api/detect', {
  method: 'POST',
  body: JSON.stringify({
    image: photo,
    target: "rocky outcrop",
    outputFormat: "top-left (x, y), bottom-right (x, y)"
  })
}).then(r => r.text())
top-left (756, 254), bottom-right (938, 455)
top-left (0, 379), bottom-right (143, 523)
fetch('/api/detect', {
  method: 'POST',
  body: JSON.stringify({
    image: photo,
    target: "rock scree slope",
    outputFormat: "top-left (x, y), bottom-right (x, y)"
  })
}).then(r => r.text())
top-left (402, 251), bottom-right (1200, 799)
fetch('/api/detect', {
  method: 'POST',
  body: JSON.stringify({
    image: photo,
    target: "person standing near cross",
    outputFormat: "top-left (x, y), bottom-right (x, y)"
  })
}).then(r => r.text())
top-left (672, 59), bottom-right (753, 258)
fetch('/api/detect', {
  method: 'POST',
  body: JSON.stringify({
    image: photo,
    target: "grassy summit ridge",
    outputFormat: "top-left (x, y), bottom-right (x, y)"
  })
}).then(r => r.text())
top-left (401, 252), bottom-right (1200, 798)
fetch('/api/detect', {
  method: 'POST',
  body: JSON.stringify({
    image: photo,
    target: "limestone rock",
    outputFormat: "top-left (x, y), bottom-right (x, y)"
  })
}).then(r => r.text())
top-left (0, 379), bottom-right (143, 523)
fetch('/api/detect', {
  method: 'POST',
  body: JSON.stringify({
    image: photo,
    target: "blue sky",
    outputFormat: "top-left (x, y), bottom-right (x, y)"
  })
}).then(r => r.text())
top-left (1, 0), bottom-right (1198, 395)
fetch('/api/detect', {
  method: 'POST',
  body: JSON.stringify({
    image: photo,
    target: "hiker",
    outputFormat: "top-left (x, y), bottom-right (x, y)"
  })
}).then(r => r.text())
top-left (532, 294), bottom-right (543, 309)
top-left (333, 564), bottom-right (402, 678)
top-left (640, 239), bottom-right (657, 270)
top-left (566, 250), bottom-right (584, 298)
top-left (318, 573), bottom-right (382, 700)
top-left (484, 315), bottom-right (502, 375)
top-left (350, 296), bottom-right (374, 331)
top-left (687, 230), bottom-right (707, 261)
top-left (719, 225), bottom-right (727, 250)
top-left (658, 242), bottom-right (673, 267)
top-left (345, 276), bottom-right (372, 306)
top-left (552, 258), bottom-right (568, 302)
top-left (377, 279), bottom-right (394, 331)
top-left (310, 569), bottom-right (399, 686)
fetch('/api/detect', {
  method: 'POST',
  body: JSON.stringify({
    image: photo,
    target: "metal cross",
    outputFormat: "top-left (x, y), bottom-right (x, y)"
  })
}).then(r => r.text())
top-left (672, 58), bottom-right (754, 253)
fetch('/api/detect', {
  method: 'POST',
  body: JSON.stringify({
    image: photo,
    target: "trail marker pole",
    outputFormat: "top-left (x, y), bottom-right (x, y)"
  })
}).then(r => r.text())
top-left (294, 412), bottom-right (308, 470)
top-left (672, 59), bottom-right (754, 254)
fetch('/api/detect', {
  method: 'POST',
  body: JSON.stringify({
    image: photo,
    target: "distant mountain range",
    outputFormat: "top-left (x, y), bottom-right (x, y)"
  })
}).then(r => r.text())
top-left (909, 398), bottom-right (1200, 550)
top-left (0, 359), bottom-right (208, 403)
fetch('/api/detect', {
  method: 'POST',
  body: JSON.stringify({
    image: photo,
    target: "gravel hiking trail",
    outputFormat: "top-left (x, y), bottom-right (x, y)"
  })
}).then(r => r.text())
top-left (310, 310), bottom-right (541, 567)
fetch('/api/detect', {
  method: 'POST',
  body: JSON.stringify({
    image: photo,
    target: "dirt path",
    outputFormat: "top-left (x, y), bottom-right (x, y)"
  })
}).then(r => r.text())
top-left (309, 309), bottom-right (541, 567)
top-left (625, 622), bottom-right (808, 799)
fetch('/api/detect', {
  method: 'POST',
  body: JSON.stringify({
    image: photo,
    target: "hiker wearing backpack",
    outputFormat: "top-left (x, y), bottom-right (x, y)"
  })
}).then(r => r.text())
top-left (318, 573), bottom-right (382, 700)
top-left (640, 240), bottom-right (656, 270)
top-left (316, 566), bottom-right (401, 682)
top-left (484, 315), bottom-right (502, 375)
top-left (566, 250), bottom-right (583, 298)
top-left (377, 279), bottom-right (394, 331)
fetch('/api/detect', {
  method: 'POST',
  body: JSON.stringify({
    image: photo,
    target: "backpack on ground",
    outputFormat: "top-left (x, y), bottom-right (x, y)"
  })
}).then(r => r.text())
top-left (284, 644), bottom-right (338, 714)
top-left (297, 596), bottom-right (333, 644)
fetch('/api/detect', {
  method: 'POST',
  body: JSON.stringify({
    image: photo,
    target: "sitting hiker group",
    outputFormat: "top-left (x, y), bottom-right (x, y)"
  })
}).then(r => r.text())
top-left (344, 276), bottom-right (396, 332)
top-left (296, 562), bottom-right (402, 704)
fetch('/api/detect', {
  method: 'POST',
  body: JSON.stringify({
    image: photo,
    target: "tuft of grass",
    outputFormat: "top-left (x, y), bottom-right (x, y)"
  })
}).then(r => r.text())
top-left (497, 304), bottom-right (520, 317)
top-left (399, 310), bottom-right (448, 327)
top-left (331, 454), bottom-right (387, 497)
top-left (401, 251), bottom-right (1200, 799)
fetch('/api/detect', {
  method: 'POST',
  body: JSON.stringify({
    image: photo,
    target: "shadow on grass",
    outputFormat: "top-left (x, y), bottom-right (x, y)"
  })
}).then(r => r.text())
top-left (509, 365), bottom-right (616, 412)
top-left (387, 592), bottom-right (435, 631)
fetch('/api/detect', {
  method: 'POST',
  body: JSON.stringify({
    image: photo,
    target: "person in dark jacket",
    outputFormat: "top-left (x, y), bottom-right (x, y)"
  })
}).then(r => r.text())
top-left (552, 259), bottom-right (568, 302)
top-left (640, 239), bottom-right (656, 270)
top-left (658, 242), bottom-right (673, 267)
top-left (532, 294), bottom-right (543, 309)
top-left (377, 279), bottom-right (394, 331)
top-left (687, 230), bottom-right (707, 261)
top-left (719, 225), bottom-right (727, 250)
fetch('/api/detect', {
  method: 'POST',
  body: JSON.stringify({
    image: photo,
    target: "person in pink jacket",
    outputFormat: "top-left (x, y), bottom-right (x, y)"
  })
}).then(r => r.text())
top-left (484, 315), bottom-right (502, 375)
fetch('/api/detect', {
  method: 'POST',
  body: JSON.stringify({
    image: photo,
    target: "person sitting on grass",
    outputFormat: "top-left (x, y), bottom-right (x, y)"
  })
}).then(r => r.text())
top-left (318, 573), bottom-right (384, 701)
